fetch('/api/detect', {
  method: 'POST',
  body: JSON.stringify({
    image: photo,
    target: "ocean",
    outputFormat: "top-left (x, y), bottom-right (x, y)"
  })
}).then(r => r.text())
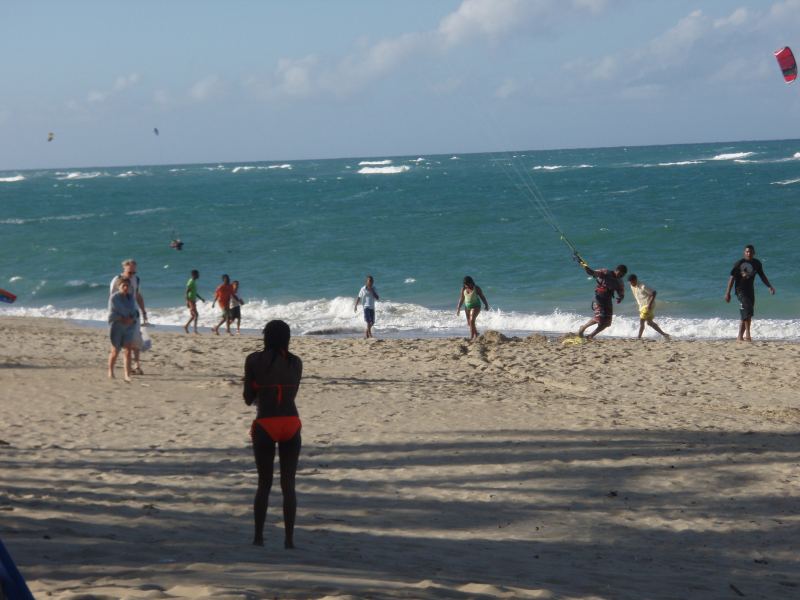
top-left (1, 139), bottom-right (799, 339)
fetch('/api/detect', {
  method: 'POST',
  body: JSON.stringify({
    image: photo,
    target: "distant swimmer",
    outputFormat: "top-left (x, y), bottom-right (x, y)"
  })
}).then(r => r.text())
top-left (353, 275), bottom-right (379, 338)
top-left (243, 320), bottom-right (303, 549)
top-left (456, 275), bottom-right (489, 341)
top-left (627, 274), bottom-right (670, 340)
top-left (577, 259), bottom-right (627, 339)
top-left (170, 239), bottom-right (184, 251)
top-left (724, 244), bottom-right (774, 342)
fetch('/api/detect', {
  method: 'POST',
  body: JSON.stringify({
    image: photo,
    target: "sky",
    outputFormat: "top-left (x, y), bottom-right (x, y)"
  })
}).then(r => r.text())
top-left (4, 0), bottom-right (800, 170)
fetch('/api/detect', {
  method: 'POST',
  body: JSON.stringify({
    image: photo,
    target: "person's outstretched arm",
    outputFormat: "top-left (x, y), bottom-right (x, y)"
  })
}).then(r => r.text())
top-left (456, 288), bottom-right (465, 314)
top-left (756, 266), bottom-right (775, 294)
top-left (477, 287), bottom-right (490, 310)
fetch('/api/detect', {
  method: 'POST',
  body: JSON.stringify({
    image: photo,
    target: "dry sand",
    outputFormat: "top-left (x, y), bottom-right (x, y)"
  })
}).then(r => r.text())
top-left (1, 316), bottom-right (798, 599)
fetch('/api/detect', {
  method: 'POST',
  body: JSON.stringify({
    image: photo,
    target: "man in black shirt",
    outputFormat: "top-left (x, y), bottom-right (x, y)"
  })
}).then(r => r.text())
top-left (724, 244), bottom-right (775, 341)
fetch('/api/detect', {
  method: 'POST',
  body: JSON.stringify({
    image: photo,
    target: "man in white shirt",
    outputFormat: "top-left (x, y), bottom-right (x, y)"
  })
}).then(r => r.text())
top-left (109, 259), bottom-right (149, 373)
top-left (353, 275), bottom-right (379, 338)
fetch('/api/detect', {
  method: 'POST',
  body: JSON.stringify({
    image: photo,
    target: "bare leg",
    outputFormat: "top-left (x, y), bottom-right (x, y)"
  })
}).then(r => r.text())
top-left (108, 346), bottom-right (119, 378)
top-left (647, 319), bottom-right (670, 338)
top-left (278, 434), bottom-right (301, 549)
top-left (252, 427), bottom-right (276, 546)
top-left (637, 319), bottom-right (645, 339)
top-left (467, 308), bottom-right (480, 340)
top-left (737, 320), bottom-right (746, 341)
top-left (743, 318), bottom-right (752, 341)
top-left (588, 322), bottom-right (609, 339)
top-left (577, 319), bottom-right (596, 338)
top-left (123, 348), bottom-right (132, 382)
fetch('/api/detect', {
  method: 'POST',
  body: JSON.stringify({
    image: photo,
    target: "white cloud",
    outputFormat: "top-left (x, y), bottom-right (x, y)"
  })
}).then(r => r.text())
top-left (714, 7), bottom-right (750, 29)
top-left (250, 0), bottom-right (617, 101)
top-left (495, 78), bottom-right (520, 99)
top-left (189, 75), bottom-right (224, 102)
top-left (87, 73), bottom-right (140, 103)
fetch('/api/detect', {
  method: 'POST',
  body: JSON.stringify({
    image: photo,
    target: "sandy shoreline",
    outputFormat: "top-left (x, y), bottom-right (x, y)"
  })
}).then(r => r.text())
top-left (1, 315), bottom-right (798, 599)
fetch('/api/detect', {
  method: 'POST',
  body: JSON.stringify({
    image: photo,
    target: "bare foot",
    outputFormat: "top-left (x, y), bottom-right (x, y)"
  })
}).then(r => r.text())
top-left (108, 370), bottom-right (115, 379)
top-left (212, 327), bottom-right (219, 335)
top-left (123, 373), bottom-right (132, 383)
top-left (183, 325), bottom-right (189, 333)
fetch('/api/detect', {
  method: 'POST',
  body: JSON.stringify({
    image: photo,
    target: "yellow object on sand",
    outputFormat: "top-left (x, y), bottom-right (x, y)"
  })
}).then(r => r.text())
top-left (561, 335), bottom-right (587, 346)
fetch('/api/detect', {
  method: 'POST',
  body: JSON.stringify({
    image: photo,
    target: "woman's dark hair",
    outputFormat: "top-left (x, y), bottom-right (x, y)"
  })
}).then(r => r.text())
top-left (263, 319), bottom-right (291, 351)
top-left (463, 275), bottom-right (475, 287)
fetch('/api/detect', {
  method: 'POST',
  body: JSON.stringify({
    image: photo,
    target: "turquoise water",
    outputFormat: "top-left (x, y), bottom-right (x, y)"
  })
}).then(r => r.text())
top-left (2, 139), bottom-right (799, 338)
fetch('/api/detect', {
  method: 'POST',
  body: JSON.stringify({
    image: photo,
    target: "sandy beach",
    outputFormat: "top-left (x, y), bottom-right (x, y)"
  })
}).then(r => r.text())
top-left (1, 315), bottom-right (798, 599)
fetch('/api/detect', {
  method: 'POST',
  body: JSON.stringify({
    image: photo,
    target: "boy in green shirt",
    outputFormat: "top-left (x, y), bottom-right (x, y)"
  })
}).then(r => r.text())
top-left (184, 270), bottom-right (205, 333)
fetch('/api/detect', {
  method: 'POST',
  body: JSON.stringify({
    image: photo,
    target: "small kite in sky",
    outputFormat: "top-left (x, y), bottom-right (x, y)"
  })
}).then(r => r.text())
top-left (47, 132), bottom-right (54, 142)
top-left (775, 46), bottom-right (797, 84)
top-left (153, 127), bottom-right (159, 136)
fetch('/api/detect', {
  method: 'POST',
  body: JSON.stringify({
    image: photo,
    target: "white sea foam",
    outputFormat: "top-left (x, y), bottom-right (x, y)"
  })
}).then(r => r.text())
top-left (409, 158), bottom-right (426, 163)
top-left (0, 175), bottom-right (25, 182)
top-left (404, 278), bottom-right (416, 284)
top-left (657, 160), bottom-right (703, 166)
top-left (9, 276), bottom-right (22, 282)
top-left (358, 165), bottom-right (411, 175)
top-left (1, 213), bottom-right (100, 225)
top-left (710, 152), bottom-right (754, 161)
top-left (4, 298), bottom-right (800, 341)
top-left (56, 171), bottom-right (106, 180)
top-left (126, 207), bottom-right (168, 215)
top-left (116, 170), bottom-right (145, 178)
top-left (268, 164), bottom-right (292, 169)
top-left (771, 178), bottom-right (800, 186)
top-left (532, 164), bottom-right (593, 171)
top-left (358, 160), bottom-right (392, 166)
top-left (450, 156), bottom-right (460, 160)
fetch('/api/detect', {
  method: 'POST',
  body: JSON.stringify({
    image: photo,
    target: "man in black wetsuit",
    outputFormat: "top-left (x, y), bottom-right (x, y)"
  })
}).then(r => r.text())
top-left (724, 244), bottom-right (775, 341)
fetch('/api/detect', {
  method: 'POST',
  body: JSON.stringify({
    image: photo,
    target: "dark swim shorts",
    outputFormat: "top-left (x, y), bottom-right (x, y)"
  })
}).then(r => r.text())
top-left (737, 291), bottom-right (754, 320)
top-left (229, 306), bottom-right (241, 320)
top-left (363, 307), bottom-right (375, 324)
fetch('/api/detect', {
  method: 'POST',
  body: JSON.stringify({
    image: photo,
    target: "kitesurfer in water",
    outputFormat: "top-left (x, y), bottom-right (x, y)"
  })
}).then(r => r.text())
top-left (243, 320), bottom-right (302, 549)
top-left (724, 244), bottom-right (774, 341)
top-left (577, 260), bottom-right (627, 339)
top-left (170, 238), bottom-right (183, 251)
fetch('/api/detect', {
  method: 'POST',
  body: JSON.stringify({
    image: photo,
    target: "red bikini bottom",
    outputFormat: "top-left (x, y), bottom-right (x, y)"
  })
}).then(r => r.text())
top-left (252, 416), bottom-right (302, 443)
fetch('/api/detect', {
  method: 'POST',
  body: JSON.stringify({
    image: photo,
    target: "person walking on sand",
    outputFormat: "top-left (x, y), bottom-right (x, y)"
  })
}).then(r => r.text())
top-left (109, 259), bottom-right (148, 374)
top-left (228, 280), bottom-right (245, 335)
top-left (211, 274), bottom-right (234, 335)
top-left (184, 269), bottom-right (205, 334)
top-left (456, 276), bottom-right (489, 341)
top-left (627, 274), bottom-right (670, 340)
top-left (108, 277), bottom-right (138, 382)
top-left (577, 259), bottom-right (627, 339)
top-left (725, 244), bottom-right (775, 342)
top-left (353, 275), bottom-right (380, 338)
top-left (244, 320), bottom-right (303, 549)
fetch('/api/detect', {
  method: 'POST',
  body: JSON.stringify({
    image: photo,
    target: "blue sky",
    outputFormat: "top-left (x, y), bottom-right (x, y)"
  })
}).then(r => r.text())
top-left (3, 0), bottom-right (800, 169)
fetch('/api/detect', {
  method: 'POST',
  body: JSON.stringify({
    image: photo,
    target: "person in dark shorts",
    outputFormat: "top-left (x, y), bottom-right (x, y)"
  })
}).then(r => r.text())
top-left (353, 275), bottom-right (380, 338)
top-left (577, 260), bottom-right (627, 339)
top-left (228, 280), bottom-right (244, 334)
top-left (724, 244), bottom-right (775, 341)
top-left (243, 320), bottom-right (303, 549)
top-left (211, 274), bottom-right (234, 335)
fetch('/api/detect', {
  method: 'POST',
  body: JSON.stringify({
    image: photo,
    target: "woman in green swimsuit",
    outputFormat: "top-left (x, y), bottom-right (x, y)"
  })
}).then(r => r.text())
top-left (456, 275), bottom-right (490, 340)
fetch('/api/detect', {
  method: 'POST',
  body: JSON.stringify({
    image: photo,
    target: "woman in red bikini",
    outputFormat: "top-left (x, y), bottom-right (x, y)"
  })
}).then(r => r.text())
top-left (243, 319), bottom-right (303, 548)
